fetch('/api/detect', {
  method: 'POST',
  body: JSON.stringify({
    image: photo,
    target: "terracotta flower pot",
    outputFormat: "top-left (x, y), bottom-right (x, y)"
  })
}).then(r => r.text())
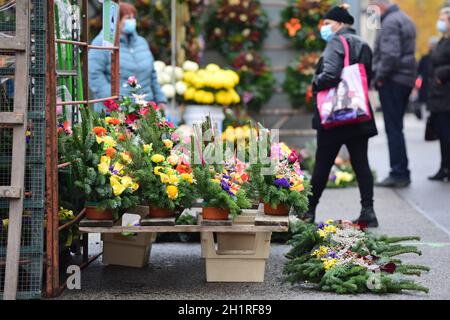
top-left (85, 204), bottom-right (113, 220)
top-left (148, 206), bottom-right (176, 218)
top-left (264, 203), bottom-right (290, 216)
top-left (202, 207), bottom-right (230, 220)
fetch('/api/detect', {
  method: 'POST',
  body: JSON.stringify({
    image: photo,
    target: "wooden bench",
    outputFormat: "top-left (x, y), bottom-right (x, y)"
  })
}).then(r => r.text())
top-left (79, 205), bottom-right (289, 283)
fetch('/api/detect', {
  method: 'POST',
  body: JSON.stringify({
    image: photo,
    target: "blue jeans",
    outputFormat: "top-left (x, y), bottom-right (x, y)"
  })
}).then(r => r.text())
top-left (378, 80), bottom-right (412, 180)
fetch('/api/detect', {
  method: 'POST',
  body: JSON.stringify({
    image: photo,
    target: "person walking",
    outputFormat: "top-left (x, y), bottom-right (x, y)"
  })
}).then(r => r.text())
top-left (303, 4), bottom-right (379, 227)
top-left (427, 7), bottom-right (450, 182)
top-left (371, 0), bottom-right (417, 188)
top-left (88, 2), bottom-right (167, 112)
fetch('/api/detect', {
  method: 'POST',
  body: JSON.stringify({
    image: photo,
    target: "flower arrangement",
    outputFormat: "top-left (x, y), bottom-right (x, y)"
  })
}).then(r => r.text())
top-left (205, 0), bottom-right (269, 58)
top-left (283, 51), bottom-right (321, 109)
top-left (284, 219), bottom-right (430, 294)
top-left (183, 64), bottom-right (241, 106)
top-left (279, 0), bottom-right (335, 51)
top-left (231, 51), bottom-right (275, 111)
top-left (249, 140), bottom-right (311, 216)
top-left (61, 107), bottom-right (140, 219)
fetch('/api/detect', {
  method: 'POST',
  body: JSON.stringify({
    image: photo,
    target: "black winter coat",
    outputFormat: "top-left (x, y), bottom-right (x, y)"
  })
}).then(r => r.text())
top-left (312, 27), bottom-right (378, 146)
top-left (427, 37), bottom-right (450, 113)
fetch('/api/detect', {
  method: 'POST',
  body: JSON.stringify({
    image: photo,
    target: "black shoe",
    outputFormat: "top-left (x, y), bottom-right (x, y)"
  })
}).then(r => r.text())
top-left (301, 208), bottom-right (316, 224)
top-left (353, 207), bottom-right (379, 228)
top-left (428, 168), bottom-right (450, 182)
top-left (375, 176), bottom-right (411, 188)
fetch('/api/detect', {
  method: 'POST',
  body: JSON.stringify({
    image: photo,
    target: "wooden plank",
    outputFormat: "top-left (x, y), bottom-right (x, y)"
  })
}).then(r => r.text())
top-left (79, 224), bottom-right (288, 234)
top-left (79, 219), bottom-right (114, 228)
top-left (141, 217), bottom-right (176, 226)
top-left (0, 186), bottom-right (21, 199)
top-left (0, 112), bottom-right (25, 125)
top-left (201, 218), bottom-right (233, 226)
top-left (3, 0), bottom-right (30, 300)
top-left (255, 214), bottom-right (289, 228)
top-left (0, 38), bottom-right (26, 51)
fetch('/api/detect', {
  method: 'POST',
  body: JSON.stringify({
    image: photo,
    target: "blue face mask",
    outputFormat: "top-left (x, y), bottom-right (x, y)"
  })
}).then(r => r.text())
top-left (320, 25), bottom-right (335, 42)
top-left (437, 20), bottom-right (448, 33)
top-left (123, 18), bottom-right (136, 34)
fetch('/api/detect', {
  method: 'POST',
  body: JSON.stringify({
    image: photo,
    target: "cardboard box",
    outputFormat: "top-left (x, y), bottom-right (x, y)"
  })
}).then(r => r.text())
top-left (101, 205), bottom-right (155, 268)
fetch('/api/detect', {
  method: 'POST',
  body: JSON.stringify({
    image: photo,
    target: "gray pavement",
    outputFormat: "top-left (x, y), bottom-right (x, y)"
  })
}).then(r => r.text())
top-left (58, 113), bottom-right (450, 300)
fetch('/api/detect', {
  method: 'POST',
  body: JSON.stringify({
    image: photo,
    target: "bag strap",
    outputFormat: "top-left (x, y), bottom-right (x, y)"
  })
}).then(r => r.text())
top-left (339, 35), bottom-right (350, 67)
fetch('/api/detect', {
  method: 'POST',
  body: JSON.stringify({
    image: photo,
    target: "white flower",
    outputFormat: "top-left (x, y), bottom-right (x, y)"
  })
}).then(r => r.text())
top-left (154, 60), bottom-right (166, 73)
top-left (159, 72), bottom-right (171, 85)
top-left (182, 60), bottom-right (199, 72)
top-left (175, 67), bottom-right (184, 80)
top-left (175, 81), bottom-right (187, 95)
top-left (161, 84), bottom-right (176, 99)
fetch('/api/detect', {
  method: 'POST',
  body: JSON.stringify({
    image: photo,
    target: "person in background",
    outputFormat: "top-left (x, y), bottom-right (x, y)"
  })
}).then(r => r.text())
top-left (411, 37), bottom-right (439, 120)
top-left (88, 2), bottom-right (167, 112)
top-left (370, 0), bottom-right (416, 188)
top-left (427, 7), bottom-right (450, 182)
top-left (303, 4), bottom-right (379, 227)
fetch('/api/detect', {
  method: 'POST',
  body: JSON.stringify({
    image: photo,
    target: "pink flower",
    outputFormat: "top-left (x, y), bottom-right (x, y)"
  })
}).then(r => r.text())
top-left (148, 101), bottom-right (158, 110)
top-left (166, 121), bottom-right (174, 128)
top-left (139, 107), bottom-right (149, 116)
top-left (128, 76), bottom-right (138, 87)
top-left (171, 132), bottom-right (180, 141)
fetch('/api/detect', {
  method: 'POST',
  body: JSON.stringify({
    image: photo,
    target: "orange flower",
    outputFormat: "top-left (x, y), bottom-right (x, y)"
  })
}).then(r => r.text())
top-left (93, 126), bottom-right (107, 137)
top-left (106, 147), bottom-right (116, 158)
top-left (176, 163), bottom-right (192, 174)
top-left (106, 117), bottom-right (121, 126)
top-left (118, 133), bottom-right (126, 142)
top-left (285, 18), bottom-right (302, 37)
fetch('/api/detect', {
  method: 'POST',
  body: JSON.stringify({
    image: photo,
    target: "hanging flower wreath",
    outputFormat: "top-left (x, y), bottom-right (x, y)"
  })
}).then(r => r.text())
top-left (280, 0), bottom-right (335, 51)
top-left (205, 0), bottom-right (269, 59)
top-left (230, 51), bottom-right (275, 111)
top-left (283, 51), bottom-right (321, 109)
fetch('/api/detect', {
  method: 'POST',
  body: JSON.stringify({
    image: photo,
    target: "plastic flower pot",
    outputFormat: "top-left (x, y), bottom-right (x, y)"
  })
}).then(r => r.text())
top-left (202, 207), bottom-right (230, 220)
top-left (85, 202), bottom-right (113, 220)
top-left (148, 206), bottom-right (176, 218)
top-left (263, 203), bottom-right (290, 216)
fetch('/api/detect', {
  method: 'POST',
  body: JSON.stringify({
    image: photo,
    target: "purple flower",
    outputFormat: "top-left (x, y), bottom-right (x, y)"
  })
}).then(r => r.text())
top-left (317, 223), bottom-right (325, 230)
top-left (325, 251), bottom-right (337, 259)
top-left (243, 91), bottom-right (254, 104)
top-left (274, 178), bottom-right (290, 189)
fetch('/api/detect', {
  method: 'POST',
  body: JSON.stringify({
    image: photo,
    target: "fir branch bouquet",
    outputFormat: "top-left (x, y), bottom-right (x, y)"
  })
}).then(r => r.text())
top-left (284, 219), bottom-right (430, 294)
top-left (230, 51), bottom-right (275, 111)
top-left (249, 141), bottom-right (311, 216)
top-left (283, 52), bottom-right (320, 109)
top-left (205, 0), bottom-right (269, 58)
top-left (280, 0), bottom-right (335, 51)
top-left (61, 107), bottom-right (140, 219)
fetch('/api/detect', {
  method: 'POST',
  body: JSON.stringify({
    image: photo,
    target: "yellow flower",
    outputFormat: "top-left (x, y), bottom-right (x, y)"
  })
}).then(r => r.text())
top-left (110, 175), bottom-right (126, 196)
top-left (181, 173), bottom-right (194, 184)
top-left (120, 176), bottom-right (133, 188)
top-left (130, 182), bottom-right (139, 192)
top-left (167, 154), bottom-right (179, 166)
top-left (151, 154), bottom-right (165, 163)
top-left (121, 152), bottom-right (132, 164)
top-left (166, 185), bottom-right (178, 200)
top-left (159, 173), bottom-right (170, 184)
top-left (318, 229), bottom-right (328, 239)
top-left (98, 162), bottom-right (109, 175)
top-left (322, 258), bottom-right (338, 272)
top-left (290, 182), bottom-right (304, 192)
top-left (102, 136), bottom-right (117, 147)
top-left (154, 166), bottom-right (164, 176)
top-left (335, 171), bottom-right (354, 186)
top-left (325, 219), bottom-right (334, 225)
top-left (143, 144), bottom-right (153, 153)
top-left (163, 139), bottom-right (174, 149)
top-left (113, 162), bottom-right (124, 175)
top-left (324, 225), bottom-right (337, 234)
top-left (312, 246), bottom-right (329, 258)
top-left (168, 175), bottom-right (180, 185)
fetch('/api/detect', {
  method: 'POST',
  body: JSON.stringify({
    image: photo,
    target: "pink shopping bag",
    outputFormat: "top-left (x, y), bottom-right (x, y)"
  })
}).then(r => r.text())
top-left (316, 35), bottom-right (372, 129)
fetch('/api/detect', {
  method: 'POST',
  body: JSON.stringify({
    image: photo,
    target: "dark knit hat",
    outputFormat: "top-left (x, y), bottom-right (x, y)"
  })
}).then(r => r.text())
top-left (324, 5), bottom-right (355, 25)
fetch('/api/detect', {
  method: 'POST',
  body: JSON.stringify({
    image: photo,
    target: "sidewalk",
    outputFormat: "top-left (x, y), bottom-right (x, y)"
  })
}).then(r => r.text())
top-left (58, 186), bottom-right (450, 300)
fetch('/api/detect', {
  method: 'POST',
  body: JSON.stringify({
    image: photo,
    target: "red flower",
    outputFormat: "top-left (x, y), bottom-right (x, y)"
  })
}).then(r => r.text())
top-left (104, 100), bottom-right (120, 112)
top-left (176, 163), bottom-right (193, 174)
top-left (148, 101), bottom-right (159, 110)
top-left (125, 113), bottom-right (139, 125)
top-left (381, 263), bottom-right (397, 274)
top-left (106, 147), bottom-right (116, 157)
top-left (288, 150), bottom-right (299, 164)
top-left (118, 134), bottom-right (126, 142)
top-left (93, 126), bottom-right (107, 137)
top-left (106, 117), bottom-right (121, 126)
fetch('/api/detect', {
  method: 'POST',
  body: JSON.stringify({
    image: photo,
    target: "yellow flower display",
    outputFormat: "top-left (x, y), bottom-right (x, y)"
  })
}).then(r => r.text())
top-left (322, 258), bottom-right (338, 272)
top-left (154, 166), bottom-right (164, 176)
top-left (151, 154), bottom-right (165, 163)
top-left (110, 175), bottom-right (126, 196)
top-left (166, 185), bottom-right (178, 200)
top-left (181, 173), bottom-right (194, 184)
top-left (312, 246), bottom-right (329, 258)
top-left (168, 175), bottom-right (180, 185)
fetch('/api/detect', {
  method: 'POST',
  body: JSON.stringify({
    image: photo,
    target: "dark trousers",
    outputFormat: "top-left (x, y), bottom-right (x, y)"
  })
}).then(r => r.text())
top-left (439, 139), bottom-right (450, 170)
top-left (378, 80), bottom-right (412, 179)
top-left (308, 137), bottom-right (374, 209)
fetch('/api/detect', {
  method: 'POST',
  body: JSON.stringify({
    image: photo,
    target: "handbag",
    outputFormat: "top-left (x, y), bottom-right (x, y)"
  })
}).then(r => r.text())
top-left (425, 116), bottom-right (438, 141)
top-left (316, 36), bottom-right (372, 129)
